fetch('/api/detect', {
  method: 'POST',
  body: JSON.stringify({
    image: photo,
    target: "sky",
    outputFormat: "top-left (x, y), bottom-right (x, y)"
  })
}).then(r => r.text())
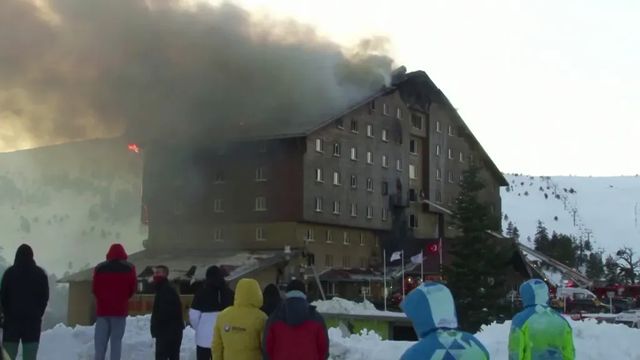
top-left (2, 0), bottom-right (639, 176)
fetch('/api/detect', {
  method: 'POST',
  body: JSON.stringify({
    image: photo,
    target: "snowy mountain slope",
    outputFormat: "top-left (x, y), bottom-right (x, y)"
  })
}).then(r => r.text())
top-left (501, 174), bottom-right (640, 256)
top-left (0, 138), bottom-right (146, 274)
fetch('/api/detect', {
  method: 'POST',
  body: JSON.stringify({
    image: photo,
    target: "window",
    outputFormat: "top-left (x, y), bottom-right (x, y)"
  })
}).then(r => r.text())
top-left (326, 230), bottom-right (333, 243)
top-left (366, 124), bottom-right (373, 137)
top-left (304, 228), bottom-right (314, 241)
top-left (350, 203), bottom-right (358, 217)
top-left (410, 139), bottom-right (417, 154)
top-left (409, 214), bottom-right (418, 228)
top-left (382, 129), bottom-right (389, 142)
top-left (436, 144), bottom-right (441, 156)
top-left (333, 201), bottom-right (341, 214)
top-left (382, 208), bottom-right (388, 221)
top-left (315, 168), bottom-right (324, 182)
top-left (435, 190), bottom-right (442, 203)
top-left (366, 206), bottom-right (373, 219)
top-left (256, 227), bottom-right (266, 241)
top-left (350, 119), bottom-right (358, 133)
top-left (315, 138), bottom-right (323, 152)
top-left (333, 143), bottom-right (341, 157)
top-left (255, 197), bottom-right (267, 211)
top-left (350, 175), bottom-right (357, 189)
top-left (383, 103), bottom-right (390, 115)
top-left (255, 167), bottom-right (266, 181)
top-left (411, 114), bottom-right (423, 129)
top-left (342, 256), bottom-right (351, 268)
top-left (409, 189), bottom-right (417, 202)
top-left (366, 178), bottom-right (373, 192)
top-left (366, 151), bottom-right (373, 164)
top-left (213, 228), bottom-right (224, 242)
top-left (382, 155), bottom-right (389, 168)
top-left (396, 159), bottom-right (402, 171)
top-left (214, 199), bottom-right (224, 213)
top-left (459, 174), bottom-right (464, 184)
top-left (396, 107), bottom-right (402, 119)
top-left (436, 168), bottom-right (441, 181)
top-left (459, 151), bottom-right (464, 163)
top-left (369, 100), bottom-right (376, 111)
top-left (336, 118), bottom-right (344, 129)
top-left (436, 121), bottom-right (442, 133)
top-left (360, 257), bottom-right (368, 269)
top-left (314, 197), bottom-right (323, 212)
top-left (360, 233), bottom-right (365, 246)
top-left (448, 171), bottom-right (454, 183)
top-left (325, 254), bottom-right (334, 267)
top-left (381, 181), bottom-right (389, 195)
top-left (448, 125), bottom-right (454, 136)
top-left (350, 147), bottom-right (358, 161)
top-left (213, 170), bottom-right (226, 184)
top-left (409, 164), bottom-right (417, 179)
top-left (333, 171), bottom-right (341, 186)
top-left (448, 148), bottom-right (454, 159)
top-left (343, 232), bottom-right (351, 245)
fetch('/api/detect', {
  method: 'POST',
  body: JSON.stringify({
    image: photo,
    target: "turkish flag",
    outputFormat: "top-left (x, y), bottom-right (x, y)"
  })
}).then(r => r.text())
top-left (426, 243), bottom-right (439, 254)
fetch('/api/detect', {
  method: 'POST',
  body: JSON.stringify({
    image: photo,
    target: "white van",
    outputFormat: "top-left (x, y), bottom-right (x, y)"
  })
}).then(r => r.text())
top-left (556, 287), bottom-right (598, 301)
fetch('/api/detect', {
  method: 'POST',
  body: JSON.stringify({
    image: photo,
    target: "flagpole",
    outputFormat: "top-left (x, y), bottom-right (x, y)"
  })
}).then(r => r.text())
top-left (439, 237), bottom-right (443, 279)
top-left (383, 249), bottom-right (387, 312)
top-left (420, 250), bottom-right (424, 283)
top-left (401, 250), bottom-right (405, 299)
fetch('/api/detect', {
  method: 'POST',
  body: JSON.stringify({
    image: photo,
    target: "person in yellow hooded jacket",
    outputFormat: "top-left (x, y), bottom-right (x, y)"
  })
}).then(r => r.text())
top-left (212, 278), bottom-right (267, 360)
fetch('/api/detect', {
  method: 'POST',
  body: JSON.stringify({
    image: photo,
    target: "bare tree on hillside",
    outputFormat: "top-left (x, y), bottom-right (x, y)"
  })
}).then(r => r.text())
top-left (616, 247), bottom-right (640, 284)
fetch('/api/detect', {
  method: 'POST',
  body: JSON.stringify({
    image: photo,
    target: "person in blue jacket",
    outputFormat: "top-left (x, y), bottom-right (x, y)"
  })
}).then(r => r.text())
top-left (509, 279), bottom-right (575, 360)
top-left (400, 281), bottom-right (490, 360)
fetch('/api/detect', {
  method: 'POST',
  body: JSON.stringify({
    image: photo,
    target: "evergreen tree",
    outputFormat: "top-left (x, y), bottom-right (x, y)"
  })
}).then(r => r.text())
top-left (534, 221), bottom-right (550, 253)
top-left (586, 252), bottom-right (605, 280)
top-left (605, 255), bottom-right (620, 284)
top-left (505, 221), bottom-right (515, 238)
top-left (445, 166), bottom-right (513, 332)
top-left (512, 226), bottom-right (521, 241)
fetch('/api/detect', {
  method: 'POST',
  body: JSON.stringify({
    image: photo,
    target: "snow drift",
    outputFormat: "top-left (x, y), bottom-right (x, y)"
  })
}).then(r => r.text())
top-left (35, 315), bottom-right (640, 359)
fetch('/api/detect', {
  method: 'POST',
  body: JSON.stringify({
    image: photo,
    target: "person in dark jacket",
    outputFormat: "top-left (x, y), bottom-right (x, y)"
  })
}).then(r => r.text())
top-left (92, 243), bottom-right (137, 360)
top-left (0, 244), bottom-right (49, 360)
top-left (260, 284), bottom-right (282, 317)
top-left (188, 266), bottom-right (233, 360)
top-left (151, 265), bottom-right (184, 360)
top-left (263, 280), bottom-right (328, 360)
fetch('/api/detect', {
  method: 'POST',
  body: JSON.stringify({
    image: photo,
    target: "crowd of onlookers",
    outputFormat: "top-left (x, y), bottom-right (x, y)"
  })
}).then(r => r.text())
top-left (1, 243), bottom-right (576, 359)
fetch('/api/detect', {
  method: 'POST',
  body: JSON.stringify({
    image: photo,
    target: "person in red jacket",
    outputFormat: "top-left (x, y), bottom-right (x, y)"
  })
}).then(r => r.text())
top-left (263, 280), bottom-right (328, 360)
top-left (92, 244), bottom-right (137, 360)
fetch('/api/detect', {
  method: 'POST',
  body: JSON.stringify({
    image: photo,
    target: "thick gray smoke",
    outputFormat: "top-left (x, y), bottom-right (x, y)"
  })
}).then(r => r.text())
top-left (0, 0), bottom-right (394, 148)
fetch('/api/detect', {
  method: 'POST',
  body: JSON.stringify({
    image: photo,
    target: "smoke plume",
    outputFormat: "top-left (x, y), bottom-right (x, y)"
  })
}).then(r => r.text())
top-left (0, 0), bottom-right (394, 149)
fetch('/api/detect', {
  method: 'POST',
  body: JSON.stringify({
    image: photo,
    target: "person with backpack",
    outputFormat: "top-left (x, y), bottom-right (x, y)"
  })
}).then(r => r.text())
top-left (0, 244), bottom-right (49, 360)
top-left (151, 265), bottom-right (184, 360)
top-left (92, 244), bottom-right (137, 360)
top-left (188, 266), bottom-right (233, 360)
top-left (212, 278), bottom-right (266, 360)
top-left (400, 282), bottom-right (490, 360)
top-left (509, 279), bottom-right (575, 360)
top-left (263, 280), bottom-right (328, 360)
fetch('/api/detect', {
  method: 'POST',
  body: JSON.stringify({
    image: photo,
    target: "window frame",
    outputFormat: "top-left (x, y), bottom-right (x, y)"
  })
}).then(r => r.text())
top-left (350, 119), bottom-right (359, 133)
top-left (409, 139), bottom-right (417, 154)
top-left (366, 124), bottom-right (374, 138)
top-left (366, 151), bottom-right (374, 165)
top-left (326, 230), bottom-right (333, 243)
top-left (350, 203), bottom-right (358, 217)
top-left (366, 178), bottom-right (374, 192)
top-left (213, 228), bottom-right (224, 242)
top-left (333, 143), bottom-right (341, 157)
top-left (255, 196), bottom-right (267, 211)
top-left (333, 201), bottom-right (341, 215)
top-left (255, 167), bottom-right (266, 182)
top-left (256, 227), bottom-right (267, 241)
top-left (382, 155), bottom-right (388, 168)
top-left (396, 159), bottom-right (402, 171)
top-left (333, 171), bottom-right (341, 186)
top-left (359, 233), bottom-right (366, 246)
top-left (411, 114), bottom-right (423, 129)
top-left (213, 199), bottom-right (224, 213)
top-left (383, 103), bottom-right (390, 116)
top-left (350, 175), bottom-right (357, 189)
top-left (381, 129), bottom-right (389, 142)
top-left (315, 138), bottom-right (323, 153)
top-left (436, 121), bottom-right (442, 133)
top-left (366, 206), bottom-right (373, 219)
top-left (343, 232), bottom-right (351, 245)
top-left (350, 147), bottom-right (358, 161)
top-left (314, 197), bottom-right (323, 212)
top-left (315, 168), bottom-right (324, 182)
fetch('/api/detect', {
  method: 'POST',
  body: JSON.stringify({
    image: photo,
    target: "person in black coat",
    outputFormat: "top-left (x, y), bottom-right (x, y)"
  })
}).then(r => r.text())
top-left (260, 284), bottom-right (282, 317)
top-left (150, 265), bottom-right (184, 360)
top-left (0, 244), bottom-right (49, 360)
top-left (189, 266), bottom-right (234, 360)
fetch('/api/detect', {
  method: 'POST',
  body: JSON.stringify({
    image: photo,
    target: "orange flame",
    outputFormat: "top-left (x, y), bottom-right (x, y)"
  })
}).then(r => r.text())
top-left (128, 143), bottom-right (141, 153)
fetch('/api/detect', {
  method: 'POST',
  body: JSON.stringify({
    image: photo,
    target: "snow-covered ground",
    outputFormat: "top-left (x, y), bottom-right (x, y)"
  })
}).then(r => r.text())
top-left (313, 297), bottom-right (406, 318)
top-left (502, 174), bottom-right (640, 255)
top-left (35, 315), bottom-right (640, 359)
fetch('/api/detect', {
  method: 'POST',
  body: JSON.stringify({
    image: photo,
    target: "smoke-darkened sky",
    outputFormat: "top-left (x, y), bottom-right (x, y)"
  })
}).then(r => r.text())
top-left (0, 0), bottom-right (393, 150)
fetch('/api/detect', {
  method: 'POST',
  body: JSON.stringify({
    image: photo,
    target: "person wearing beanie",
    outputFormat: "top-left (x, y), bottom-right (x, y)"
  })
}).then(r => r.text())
top-left (1, 244), bottom-right (49, 360)
top-left (263, 279), bottom-right (328, 360)
top-left (260, 284), bottom-right (282, 317)
top-left (189, 266), bottom-right (234, 360)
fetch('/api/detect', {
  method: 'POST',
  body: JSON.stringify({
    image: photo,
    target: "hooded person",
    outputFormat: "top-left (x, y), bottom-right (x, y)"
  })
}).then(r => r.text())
top-left (509, 279), bottom-right (575, 360)
top-left (263, 280), bottom-right (328, 360)
top-left (260, 284), bottom-right (282, 317)
top-left (0, 244), bottom-right (49, 360)
top-left (92, 244), bottom-right (137, 360)
top-left (189, 266), bottom-right (234, 360)
top-left (399, 282), bottom-right (489, 360)
top-left (150, 265), bottom-right (184, 360)
top-left (212, 278), bottom-right (267, 360)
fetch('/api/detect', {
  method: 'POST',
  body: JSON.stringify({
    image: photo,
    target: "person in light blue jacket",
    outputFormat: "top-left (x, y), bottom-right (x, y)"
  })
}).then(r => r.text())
top-left (400, 282), bottom-right (490, 360)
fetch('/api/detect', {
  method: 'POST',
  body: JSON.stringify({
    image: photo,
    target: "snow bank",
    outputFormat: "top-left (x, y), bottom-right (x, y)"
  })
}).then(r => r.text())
top-left (313, 297), bottom-right (405, 318)
top-left (37, 316), bottom-right (640, 359)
